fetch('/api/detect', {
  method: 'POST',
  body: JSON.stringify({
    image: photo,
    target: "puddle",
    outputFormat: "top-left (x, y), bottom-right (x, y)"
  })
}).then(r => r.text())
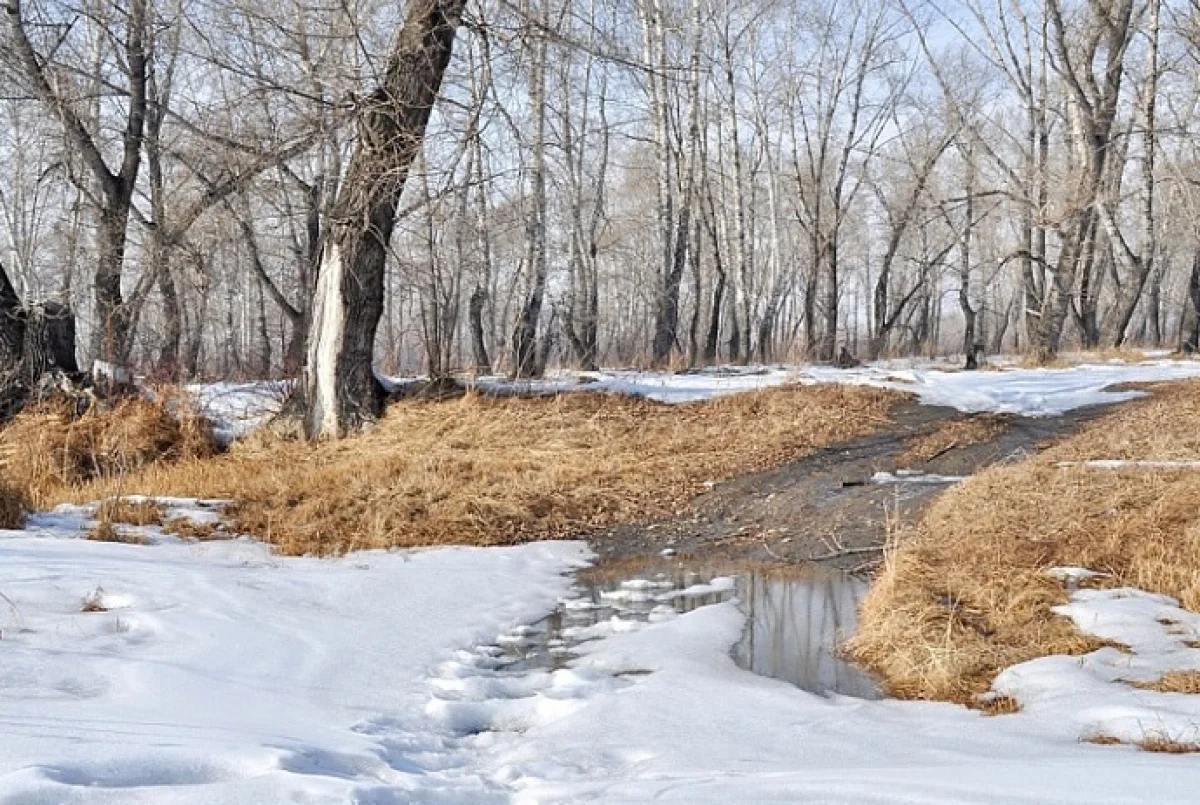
top-left (484, 561), bottom-right (879, 699)
top-left (732, 567), bottom-right (879, 699)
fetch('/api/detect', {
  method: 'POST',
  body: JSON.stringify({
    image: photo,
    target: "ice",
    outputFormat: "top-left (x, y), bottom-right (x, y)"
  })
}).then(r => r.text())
top-left (871, 470), bottom-right (967, 484)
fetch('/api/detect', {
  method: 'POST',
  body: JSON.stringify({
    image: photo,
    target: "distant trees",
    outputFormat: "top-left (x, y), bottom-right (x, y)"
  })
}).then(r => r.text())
top-left (1, 0), bottom-right (1197, 433)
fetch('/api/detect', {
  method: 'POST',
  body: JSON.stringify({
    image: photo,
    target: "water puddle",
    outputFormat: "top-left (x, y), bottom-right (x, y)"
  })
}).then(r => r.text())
top-left (484, 560), bottom-right (879, 699)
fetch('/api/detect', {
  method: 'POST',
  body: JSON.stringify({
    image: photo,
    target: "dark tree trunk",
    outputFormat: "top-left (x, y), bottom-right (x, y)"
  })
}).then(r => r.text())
top-left (1182, 253), bottom-right (1200, 354)
top-left (468, 286), bottom-right (492, 374)
top-left (303, 0), bottom-right (466, 439)
top-left (156, 261), bottom-right (183, 378)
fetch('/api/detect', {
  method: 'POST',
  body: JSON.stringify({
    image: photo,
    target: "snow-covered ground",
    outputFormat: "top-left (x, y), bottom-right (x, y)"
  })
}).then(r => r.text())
top-left (186, 358), bottom-right (1200, 439)
top-left (2, 506), bottom-right (1199, 802)
top-left (479, 357), bottom-right (1200, 416)
top-left (5, 361), bottom-right (1200, 802)
top-left (0, 504), bottom-right (589, 803)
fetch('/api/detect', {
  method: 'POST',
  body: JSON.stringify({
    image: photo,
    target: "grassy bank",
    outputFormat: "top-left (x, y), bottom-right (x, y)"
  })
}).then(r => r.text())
top-left (848, 380), bottom-right (1200, 703)
top-left (0, 384), bottom-right (899, 555)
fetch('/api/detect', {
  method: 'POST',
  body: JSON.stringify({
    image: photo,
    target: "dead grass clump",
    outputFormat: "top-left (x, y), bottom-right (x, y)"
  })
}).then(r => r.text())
top-left (975, 694), bottom-right (1022, 716)
top-left (81, 586), bottom-right (107, 613)
top-left (163, 517), bottom-right (226, 541)
top-left (57, 384), bottom-right (900, 555)
top-left (1138, 734), bottom-right (1200, 753)
top-left (87, 520), bottom-right (147, 545)
top-left (1083, 734), bottom-right (1125, 746)
top-left (1129, 671), bottom-right (1200, 695)
top-left (848, 380), bottom-right (1200, 702)
top-left (898, 415), bottom-right (1010, 465)
top-left (0, 392), bottom-right (216, 507)
top-left (97, 497), bottom-right (165, 527)
top-left (0, 480), bottom-right (27, 529)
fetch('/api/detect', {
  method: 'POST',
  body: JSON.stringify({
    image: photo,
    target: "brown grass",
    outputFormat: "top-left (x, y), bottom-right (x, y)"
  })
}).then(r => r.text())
top-left (1129, 671), bottom-right (1200, 695)
top-left (1139, 734), bottom-right (1200, 753)
top-left (51, 385), bottom-right (899, 555)
top-left (975, 694), bottom-right (1022, 716)
top-left (0, 393), bottom-right (216, 507)
top-left (848, 380), bottom-right (1200, 702)
top-left (1087, 732), bottom-right (1200, 754)
top-left (1019, 348), bottom-right (1162, 368)
top-left (898, 415), bottom-right (1011, 465)
top-left (0, 480), bottom-right (27, 529)
top-left (163, 517), bottom-right (227, 541)
top-left (87, 520), bottom-right (147, 545)
top-left (1083, 734), bottom-right (1125, 746)
top-left (81, 586), bottom-right (108, 612)
top-left (97, 497), bottom-right (165, 527)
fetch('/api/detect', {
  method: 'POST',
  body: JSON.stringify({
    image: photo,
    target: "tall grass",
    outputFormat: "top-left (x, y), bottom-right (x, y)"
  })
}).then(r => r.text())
top-left (848, 380), bottom-right (1200, 702)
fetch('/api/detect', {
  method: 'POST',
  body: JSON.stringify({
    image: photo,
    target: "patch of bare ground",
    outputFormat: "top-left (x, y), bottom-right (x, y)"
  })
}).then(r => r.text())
top-left (897, 415), bottom-right (1011, 465)
top-left (848, 380), bottom-right (1200, 703)
top-left (34, 385), bottom-right (900, 555)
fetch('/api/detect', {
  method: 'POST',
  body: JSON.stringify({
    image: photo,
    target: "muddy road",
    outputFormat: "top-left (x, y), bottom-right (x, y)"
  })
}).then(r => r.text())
top-left (589, 399), bottom-right (1111, 573)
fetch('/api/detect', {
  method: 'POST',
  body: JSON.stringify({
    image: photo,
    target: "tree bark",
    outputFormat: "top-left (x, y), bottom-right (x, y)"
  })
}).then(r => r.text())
top-left (303, 0), bottom-right (466, 439)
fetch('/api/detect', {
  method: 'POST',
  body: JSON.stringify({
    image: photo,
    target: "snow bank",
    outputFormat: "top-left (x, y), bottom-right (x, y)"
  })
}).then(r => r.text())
top-left (0, 506), bottom-right (589, 803)
top-left (482, 358), bottom-right (1200, 416)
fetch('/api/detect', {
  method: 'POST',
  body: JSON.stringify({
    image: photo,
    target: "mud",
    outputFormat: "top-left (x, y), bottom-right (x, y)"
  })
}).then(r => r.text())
top-left (589, 399), bottom-right (1112, 573)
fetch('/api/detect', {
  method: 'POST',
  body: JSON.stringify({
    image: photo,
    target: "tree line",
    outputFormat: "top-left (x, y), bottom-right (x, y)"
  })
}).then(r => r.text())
top-left (2, 0), bottom-right (1199, 435)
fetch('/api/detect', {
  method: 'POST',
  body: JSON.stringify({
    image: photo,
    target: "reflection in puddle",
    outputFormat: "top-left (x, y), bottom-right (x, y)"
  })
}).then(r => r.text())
top-left (488, 561), bottom-right (879, 699)
top-left (732, 569), bottom-right (878, 699)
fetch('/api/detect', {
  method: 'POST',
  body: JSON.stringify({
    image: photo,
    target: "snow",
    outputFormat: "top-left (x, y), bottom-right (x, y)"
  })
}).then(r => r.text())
top-left (452, 588), bottom-right (1200, 803)
top-left (187, 381), bottom-right (291, 445)
top-left (197, 359), bottom-right (1200, 442)
top-left (1058, 460), bottom-right (1200, 470)
top-left (471, 358), bottom-right (1200, 417)
top-left (3, 504), bottom-right (1200, 802)
top-left (871, 469), bottom-right (967, 485)
top-left (0, 504), bottom-right (590, 803)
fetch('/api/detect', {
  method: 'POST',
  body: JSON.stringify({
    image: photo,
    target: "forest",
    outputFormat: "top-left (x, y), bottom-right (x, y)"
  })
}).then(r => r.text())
top-left (1, 0), bottom-right (1195, 408)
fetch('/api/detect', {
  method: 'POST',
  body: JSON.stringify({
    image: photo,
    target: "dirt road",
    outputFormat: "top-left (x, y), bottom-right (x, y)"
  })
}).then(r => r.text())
top-left (590, 399), bottom-right (1111, 573)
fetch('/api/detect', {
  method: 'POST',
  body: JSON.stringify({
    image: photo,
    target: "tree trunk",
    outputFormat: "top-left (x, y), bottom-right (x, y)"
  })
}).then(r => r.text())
top-left (303, 0), bottom-right (465, 439)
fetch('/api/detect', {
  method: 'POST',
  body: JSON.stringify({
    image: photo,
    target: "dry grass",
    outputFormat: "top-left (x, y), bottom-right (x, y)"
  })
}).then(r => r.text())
top-left (1138, 734), bottom-right (1200, 753)
top-left (0, 393), bottom-right (216, 508)
top-left (52, 385), bottom-right (898, 555)
top-left (163, 517), bottom-right (226, 541)
top-left (87, 520), bottom-right (147, 545)
top-left (1019, 347), bottom-right (1164, 368)
top-left (97, 497), bottom-right (165, 527)
top-left (1083, 734), bottom-right (1125, 746)
top-left (975, 694), bottom-right (1022, 716)
top-left (0, 480), bottom-right (27, 529)
top-left (81, 586), bottom-right (108, 613)
top-left (1085, 732), bottom-right (1200, 753)
top-left (898, 415), bottom-right (1011, 465)
top-left (1129, 671), bottom-right (1200, 695)
top-left (848, 380), bottom-right (1200, 702)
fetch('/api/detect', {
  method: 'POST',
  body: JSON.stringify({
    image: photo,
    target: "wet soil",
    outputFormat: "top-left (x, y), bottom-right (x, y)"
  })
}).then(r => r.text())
top-left (589, 399), bottom-right (1113, 573)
